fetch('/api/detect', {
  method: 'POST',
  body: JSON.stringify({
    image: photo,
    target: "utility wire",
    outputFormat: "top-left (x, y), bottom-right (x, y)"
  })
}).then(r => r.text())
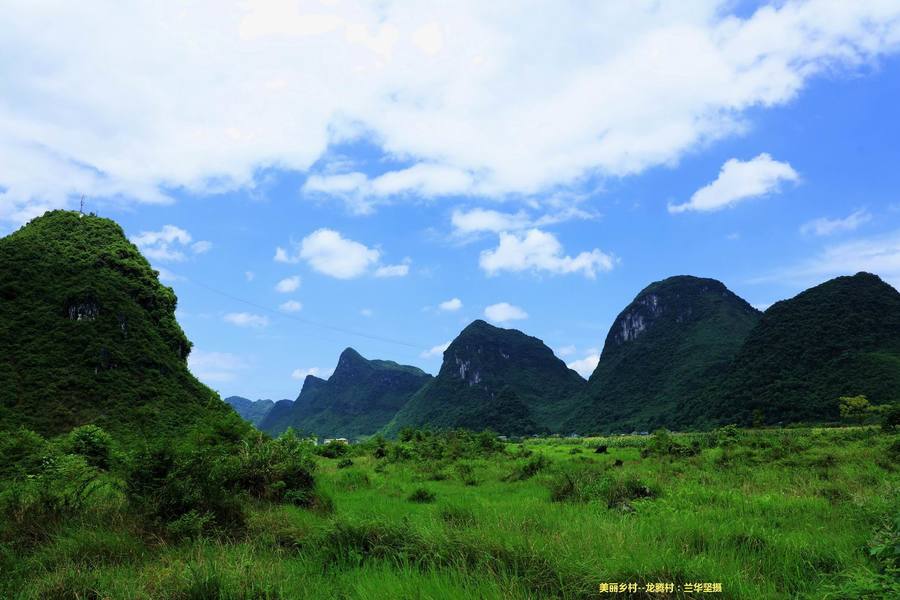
top-left (185, 278), bottom-right (429, 352)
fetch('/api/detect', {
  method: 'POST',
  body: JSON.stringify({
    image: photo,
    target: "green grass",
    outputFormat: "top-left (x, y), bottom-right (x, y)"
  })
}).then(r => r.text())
top-left (2, 426), bottom-right (897, 599)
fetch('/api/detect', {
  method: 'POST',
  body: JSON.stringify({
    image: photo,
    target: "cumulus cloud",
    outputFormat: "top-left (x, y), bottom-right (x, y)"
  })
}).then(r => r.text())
top-left (3, 2), bottom-right (899, 222)
top-left (439, 298), bottom-right (462, 311)
top-left (800, 209), bottom-right (872, 236)
top-left (479, 229), bottom-right (615, 278)
top-left (484, 302), bottom-right (528, 323)
top-left (567, 351), bottom-right (600, 379)
top-left (298, 229), bottom-right (380, 279)
top-left (279, 300), bottom-right (303, 313)
top-left (450, 206), bottom-right (597, 238)
top-left (556, 345), bottom-right (577, 357)
top-left (275, 275), bottom-right (301, 293)
top-left (131, 225), bottom-right (212, 262)
top-left (669, 154), bottom-right (799, 213)
top-left (188, 350), bottom-right (248, 383)
top-left (421, 341), bottom-right (451, 358)
top-left (224, 312), bottom-right (269, 328)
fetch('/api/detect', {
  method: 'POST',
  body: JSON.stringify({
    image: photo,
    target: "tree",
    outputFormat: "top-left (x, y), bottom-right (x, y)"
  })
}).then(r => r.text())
top-left (838, 395), bottom-right (872, 424)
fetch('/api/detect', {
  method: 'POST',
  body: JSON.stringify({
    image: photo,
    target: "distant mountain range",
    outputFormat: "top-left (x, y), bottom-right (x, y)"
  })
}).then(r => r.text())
top-left (3, 211), bottom-right (897, 440)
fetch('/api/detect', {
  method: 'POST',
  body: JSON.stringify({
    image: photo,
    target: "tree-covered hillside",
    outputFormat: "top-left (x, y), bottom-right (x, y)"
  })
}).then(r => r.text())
top-left (385, 320), bottom-right (586, 435)
top-left (225, 396), bottom-right (275, 426)
top-left (0, 210), bottom-right (235, 439)
top-left (567, 276), bottom-right (761, 433)
top-left (699, 272), bottom-right (900, 426)
top-left (262, 348), bottom-right (432, 438)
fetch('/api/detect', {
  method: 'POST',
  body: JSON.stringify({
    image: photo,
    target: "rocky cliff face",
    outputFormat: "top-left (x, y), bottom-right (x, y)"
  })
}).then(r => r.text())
top-left (567, 275), bottom-right (761, 433)
top-left (384, 320), bottom-right (586, 435)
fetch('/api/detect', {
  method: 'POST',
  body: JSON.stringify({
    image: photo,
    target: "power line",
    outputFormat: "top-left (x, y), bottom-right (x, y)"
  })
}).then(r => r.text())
top-left (185, 278), bottom-right (429, 352)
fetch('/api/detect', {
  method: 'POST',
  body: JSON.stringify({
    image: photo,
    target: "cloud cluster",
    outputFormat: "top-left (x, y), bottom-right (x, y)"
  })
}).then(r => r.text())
top-left (291, 367), bottom-right (326, 381)
top-left (480, 229), bottom-right (615, 279)
top-left (421, 341), bottom-right (451, 358)
top-left (668, 154), bottom-right (799, 213)
top-left (4, 1), bottom-right (900, 222)
top-left (131, 225), bottom-right (212, 262)
top-left (566, 348), bottom-right (601, 379)
top-left (484, 302), bottom-right (528, 323)
top-left (276, 229), bottom-right (408, 279)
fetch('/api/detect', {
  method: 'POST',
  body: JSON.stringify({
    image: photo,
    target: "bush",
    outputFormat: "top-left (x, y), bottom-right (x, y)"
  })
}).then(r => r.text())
top-left (337, 458), bottom-right (354, 469)
top-left (407, 488), bottom-right (436, 503)
top-left (640, 429), bottom-right (700, 458)
top-left (507, 454), bottom-right (550, 481)
top-left (549, 467), bottom-right (657, 507)
top-left (63, 425), bottom-right (114, 470)
top-left (0, 428), bottom-right (48, 479)
top-left (317, 441), bottom-right (349, 459)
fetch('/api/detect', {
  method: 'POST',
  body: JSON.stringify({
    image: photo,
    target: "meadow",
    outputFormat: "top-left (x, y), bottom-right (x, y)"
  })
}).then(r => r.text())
top-left (1, 424), bottom-right (897, 599)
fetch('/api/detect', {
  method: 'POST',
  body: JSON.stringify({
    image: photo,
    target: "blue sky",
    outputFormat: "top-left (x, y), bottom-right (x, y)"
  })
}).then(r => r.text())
top-left (3, 1), bottom-right (900, 399)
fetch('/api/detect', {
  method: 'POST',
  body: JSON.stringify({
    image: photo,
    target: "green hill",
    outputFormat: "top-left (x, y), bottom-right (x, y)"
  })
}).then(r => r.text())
top-left (566, 276), bottom-right (761, 433)
top-left (224, 396), bottom-right (276, 426)
top-left (384, 320), bottom-right (586, 435)
top-left (261, 348), bottom-right (432, 438)
top-left (0, 210), bottom-right (234, 438)
top-left (700, 272), bottom-right (900, 426)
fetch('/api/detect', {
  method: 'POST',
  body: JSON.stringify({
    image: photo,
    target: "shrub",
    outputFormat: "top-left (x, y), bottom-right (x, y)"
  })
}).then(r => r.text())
top-left (440, 504), bottom-right (476, 528)
top-left (337, 458), bottom-right (354, 469)
top-left (0, 428), bottom-right (48, 479)
top-left (549, 467), bottom-right (657, 507)
top-left (407, 488), bottom-right (436, 503)
top-left (507, 454), bottom-right (550, 481)
top-left (317, 441), bottom-right (349, 459)
top-left (63, 425), bottom-right (114, 470)
top-left (640, 429), bottom-right (700, 458)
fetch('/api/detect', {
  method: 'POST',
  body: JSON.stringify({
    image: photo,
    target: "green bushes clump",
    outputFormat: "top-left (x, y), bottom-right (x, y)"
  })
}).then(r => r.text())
top-left (549, 467), bottom-right (657, 508)
top-left (407, 488), bottom-right (436, 503)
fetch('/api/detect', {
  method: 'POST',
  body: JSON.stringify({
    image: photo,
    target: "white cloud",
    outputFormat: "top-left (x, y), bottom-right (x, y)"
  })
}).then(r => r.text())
top-left (567, 351), bottom-right (600, 379)
top-left (244, 271), bottom-right (255, 281)
top-left (274, 246), bottom-right (298, 264)
top-left (291, 367), bottom-right (323, 380)
top-left (374, 261), bottom-right (410, 278)
top-left (669, 154), bottom-right (799, 213)
top-left (189, 350), bottom-right (248, 383)
top-left (438, 297), bottom-right (462, 312)
top-left (224, 312), bottom-right (269, 328)
top-left (484, 302), bottom-right (528, 323)
top-left (450, 206), bottom-right (597, 237)
top-left (154, 265), bottom-right (183, 283)
top-left (556, 344), bottom-right (577, 357)
top-left (4, 2), bottom-right (899, 222)
top-left (800, 209), bottom-right (872, 236)
top-left (421, 341), bottom-right (451, 358)
top-left (360, 308), bottom-right (374, 317)
top-left (191, 240), bottom-right (213, 254)
top-left (275, 275), bottom-right (301, 293)
top-left (279, 300), bottom-right (303, 312)
top-left (299, 228), bottom-right (380, 279)
top-left (131, 225), bottom-right (211, 262)
top-left (754, 229), bottom-right (900, 289)
top-left (480, 229), bottom-right (615, 278)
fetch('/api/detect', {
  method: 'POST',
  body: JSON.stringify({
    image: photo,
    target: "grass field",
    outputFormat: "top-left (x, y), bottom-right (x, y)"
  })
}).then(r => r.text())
top-left (1, 426), bottom-right (897, 599)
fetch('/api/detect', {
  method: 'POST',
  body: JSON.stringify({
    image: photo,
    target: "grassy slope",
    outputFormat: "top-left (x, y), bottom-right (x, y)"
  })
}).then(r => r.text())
top-left (0, 210), bottom-right (232, 439)
top-left (5, 426), bottom-right (897, 599)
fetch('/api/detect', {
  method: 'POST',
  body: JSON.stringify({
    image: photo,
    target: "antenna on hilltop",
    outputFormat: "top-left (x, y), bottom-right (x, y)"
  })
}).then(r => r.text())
top-left (79, 195), bottom-right (85, 217)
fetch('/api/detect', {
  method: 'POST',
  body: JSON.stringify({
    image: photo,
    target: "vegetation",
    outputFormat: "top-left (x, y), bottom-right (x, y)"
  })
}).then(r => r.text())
top-left (705, 273), bottom-right (900, 427)
top-left (0, 210), bottom-right (233, 439)
top-left (567, 276), bottom-right (761, 434)
top-left (385, 320), bottom-right (585, 436)
top-left (0, 425), bottom-right (896, 598)
top-left (261, 348), bottom-right (432, 438)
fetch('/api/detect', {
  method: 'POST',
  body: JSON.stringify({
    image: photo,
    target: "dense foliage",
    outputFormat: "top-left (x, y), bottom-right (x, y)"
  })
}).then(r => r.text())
top-left (224, 396), bottom-right (276, 426)
top-left (0, 210), bottom-right (232, 439)
top-left (261, 348), bottom-right (432, 438)
top-left (567, 275), bottom-right (761, 434)
top-left (699, 272), bottom-right (900, 426)
top-left (385, 320), bottom-right (585, 436)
